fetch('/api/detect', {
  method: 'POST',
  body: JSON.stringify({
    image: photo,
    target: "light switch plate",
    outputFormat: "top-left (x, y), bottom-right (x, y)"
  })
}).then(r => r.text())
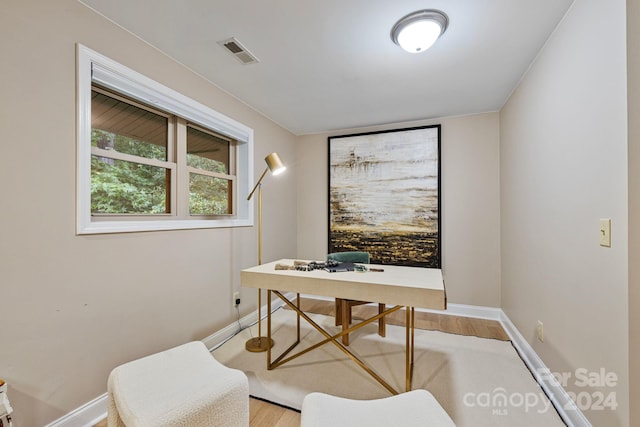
top-left (600, 218), bottom-right (611, 247)
top-left (537, 321), bottom-right (544, 342)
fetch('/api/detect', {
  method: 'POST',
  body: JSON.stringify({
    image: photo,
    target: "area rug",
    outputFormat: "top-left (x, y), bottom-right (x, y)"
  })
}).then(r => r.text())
top-left (213, 308), bottom-right (565, 427)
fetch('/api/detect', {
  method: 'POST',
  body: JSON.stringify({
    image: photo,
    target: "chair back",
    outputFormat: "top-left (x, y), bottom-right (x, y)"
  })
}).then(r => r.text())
top-left (327, 251), bottom-right (370, 264)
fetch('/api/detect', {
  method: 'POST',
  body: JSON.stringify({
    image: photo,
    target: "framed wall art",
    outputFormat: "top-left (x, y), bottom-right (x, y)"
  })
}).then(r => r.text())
top-left (328, 125), bottom-right (441, 268)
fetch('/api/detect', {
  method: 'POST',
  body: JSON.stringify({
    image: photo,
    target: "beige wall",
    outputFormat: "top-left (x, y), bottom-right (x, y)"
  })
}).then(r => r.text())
top-left (627, 0), bottom-right (640, 425)
top-left (500, 0), bottom-right (629, 425)
top-left (2, 0), bottom-right (636, 425)
top-left (296, 113), bottom-right (502, 307)
top-left (0, 1), bottom-right (297, 425)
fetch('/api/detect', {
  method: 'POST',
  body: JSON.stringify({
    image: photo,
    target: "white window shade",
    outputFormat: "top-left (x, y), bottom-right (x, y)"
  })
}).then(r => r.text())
top-left (91, 63), bottom-right (251, 143)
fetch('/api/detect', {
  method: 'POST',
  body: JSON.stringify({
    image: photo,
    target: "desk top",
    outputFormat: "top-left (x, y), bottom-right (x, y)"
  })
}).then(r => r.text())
top-left (241, 259), bottom-right (446, 310)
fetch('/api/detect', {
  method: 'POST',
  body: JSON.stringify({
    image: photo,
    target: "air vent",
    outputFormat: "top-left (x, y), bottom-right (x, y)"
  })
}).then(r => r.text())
top-left (217, 37), bottom-right (259, 65)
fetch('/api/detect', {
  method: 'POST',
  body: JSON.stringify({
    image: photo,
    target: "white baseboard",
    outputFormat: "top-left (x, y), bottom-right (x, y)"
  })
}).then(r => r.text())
top-left (417, 302), bottom-right (503, 321)
top-left (44, 296), bottom-right (589, 427)
top-left (499, 312), bottom-right (591, 427)
top-left (44, 300), bottom-right (285, 427)
top-left (203, 297), bottom-right (290, 351)
top-left (44, 393), bottom-right (107, 427)
top-left (202, 308), bottom-right (262, 351)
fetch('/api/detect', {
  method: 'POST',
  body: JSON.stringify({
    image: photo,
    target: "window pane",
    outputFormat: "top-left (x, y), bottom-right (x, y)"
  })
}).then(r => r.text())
top-left (189, 173), bottom-right (231, 215)
top-left (187, 126), bottom-right (230, 173)
top-left (91, 155), bottom-right (169, 214)
top-left (91, 89), bottom-right (168, 161)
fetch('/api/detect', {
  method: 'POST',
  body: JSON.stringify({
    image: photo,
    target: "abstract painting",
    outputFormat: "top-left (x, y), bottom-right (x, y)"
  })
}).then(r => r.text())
top-left (328, 125), bottom-right (440, 268)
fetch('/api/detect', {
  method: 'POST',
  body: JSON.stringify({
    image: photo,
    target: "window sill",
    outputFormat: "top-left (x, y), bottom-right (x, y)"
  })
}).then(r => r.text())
top-left (77, 218), bottom-right (252, 235)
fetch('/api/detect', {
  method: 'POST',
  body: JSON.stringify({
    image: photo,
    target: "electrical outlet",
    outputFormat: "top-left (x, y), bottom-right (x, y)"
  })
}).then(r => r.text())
top-left (537, 321), bottom-right (544, 342)
top-left (233, 291), bottom-right (240, 308)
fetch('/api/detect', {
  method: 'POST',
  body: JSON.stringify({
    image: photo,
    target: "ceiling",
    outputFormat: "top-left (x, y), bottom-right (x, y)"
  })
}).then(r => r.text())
top-left (80, 0), bottom-right (575, 135)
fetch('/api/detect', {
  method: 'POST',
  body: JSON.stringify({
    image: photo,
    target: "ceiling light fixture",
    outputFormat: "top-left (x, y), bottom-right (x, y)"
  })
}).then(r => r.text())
top-left (391, 9), bottom-right (449, 53)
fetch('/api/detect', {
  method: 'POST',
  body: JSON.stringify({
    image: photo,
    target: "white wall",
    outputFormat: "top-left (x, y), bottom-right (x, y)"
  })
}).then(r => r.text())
top-left (500, 0), bottom-right (629, 425)
top-left (0, 1), bottom-right (297, 425)
top-left (296, 113), bottom-right (501, 307)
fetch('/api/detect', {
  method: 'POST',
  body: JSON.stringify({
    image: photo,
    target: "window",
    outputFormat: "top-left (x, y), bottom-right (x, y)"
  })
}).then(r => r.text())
top-left (186, 124), bottom-right (235, 216)
top-left (91, 88), bottom-right (172, 215)
top-left (77, 44), bottom-right (254, 234)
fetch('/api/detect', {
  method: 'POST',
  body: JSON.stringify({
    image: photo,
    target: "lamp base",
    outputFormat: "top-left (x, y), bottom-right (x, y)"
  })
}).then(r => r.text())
top-left (245, 336), bottom-right (274, 352)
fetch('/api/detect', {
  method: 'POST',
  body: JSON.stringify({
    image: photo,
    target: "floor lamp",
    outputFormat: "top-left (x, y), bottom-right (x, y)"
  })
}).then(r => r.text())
top-left (245, 152), bottom-right (286, 352)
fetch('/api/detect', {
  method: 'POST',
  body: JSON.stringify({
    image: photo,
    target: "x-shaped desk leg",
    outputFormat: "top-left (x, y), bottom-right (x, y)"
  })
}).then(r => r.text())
top-left (266, 290), bottom-right (416, 395)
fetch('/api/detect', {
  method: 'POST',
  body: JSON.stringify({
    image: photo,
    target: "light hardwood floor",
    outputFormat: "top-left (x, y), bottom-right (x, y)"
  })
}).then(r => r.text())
top-left (296, 297), bottom-right (509, 341)
top-left (249, 397), bottom-right (301, 427)
top-left (95, 298), bottom-right (507, 427)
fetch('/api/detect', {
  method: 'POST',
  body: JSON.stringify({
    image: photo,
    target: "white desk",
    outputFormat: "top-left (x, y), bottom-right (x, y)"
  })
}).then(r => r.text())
top-left (241, 259), bottom-right (446, 394)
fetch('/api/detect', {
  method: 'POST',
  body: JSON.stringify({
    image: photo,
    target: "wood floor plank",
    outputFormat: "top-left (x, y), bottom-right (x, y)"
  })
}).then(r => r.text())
top-left (295, 297), bottom-right (509, 341)
top-left (250, 397), bottom-right (300, 427)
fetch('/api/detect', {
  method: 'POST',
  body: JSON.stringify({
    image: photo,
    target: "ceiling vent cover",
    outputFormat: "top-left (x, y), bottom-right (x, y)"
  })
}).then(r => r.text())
top-left (218, 37), bottom-right (259, 65)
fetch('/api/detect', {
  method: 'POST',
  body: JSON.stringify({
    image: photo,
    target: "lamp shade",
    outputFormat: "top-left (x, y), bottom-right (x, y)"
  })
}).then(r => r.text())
top-left (265, 152), bottom-right (286, 175)
top-left (247, 152), bottom-right (286, 201)
top-left (391, 10), bottom-right (448, 53)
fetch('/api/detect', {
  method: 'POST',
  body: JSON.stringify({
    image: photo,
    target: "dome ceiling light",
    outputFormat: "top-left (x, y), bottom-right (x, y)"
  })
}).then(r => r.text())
top-left (391, 9), bottom-right (449, 53)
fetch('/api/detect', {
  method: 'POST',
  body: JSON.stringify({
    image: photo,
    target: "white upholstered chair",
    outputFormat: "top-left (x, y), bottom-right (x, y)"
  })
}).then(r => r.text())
top-left (300, 389), bottom-right (456, 427)
top-left (107, 341), bottom-right (249, 427)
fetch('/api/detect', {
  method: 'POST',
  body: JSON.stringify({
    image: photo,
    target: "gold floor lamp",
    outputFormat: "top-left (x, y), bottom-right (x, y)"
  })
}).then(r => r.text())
top-left (245, 152), bottom-right (286, 352)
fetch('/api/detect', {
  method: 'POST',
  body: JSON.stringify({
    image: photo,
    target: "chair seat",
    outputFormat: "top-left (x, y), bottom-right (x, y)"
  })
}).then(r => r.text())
top-left (301, 390), bottom-right (456, 427)
top-left (107, 341), bottom-right (249, 427)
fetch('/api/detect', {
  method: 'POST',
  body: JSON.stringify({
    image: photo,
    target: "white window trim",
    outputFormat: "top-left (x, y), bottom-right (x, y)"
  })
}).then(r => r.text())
top-left (76, 44), bottom-right (254, 234)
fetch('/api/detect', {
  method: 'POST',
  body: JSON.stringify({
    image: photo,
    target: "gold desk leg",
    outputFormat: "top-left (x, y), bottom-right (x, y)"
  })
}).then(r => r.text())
top-left (406, 306), bottom-right (410, 391)
top-left (405, 306), bottom-right (416, 392)
top-left (296, 293), bottom-right (301, 342)
top-left (272, 291), bottom-right (398, 365)
top-left (267, 289), bottom-right (272, 369)
top-left (411, 307), bottom-right (415, 368)
top-left (273, 302), bottom-right (397, 370)
top-left (269, 290), bottom-right (401, 395)
top-left (267, 291), bottom-right (303, 370)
